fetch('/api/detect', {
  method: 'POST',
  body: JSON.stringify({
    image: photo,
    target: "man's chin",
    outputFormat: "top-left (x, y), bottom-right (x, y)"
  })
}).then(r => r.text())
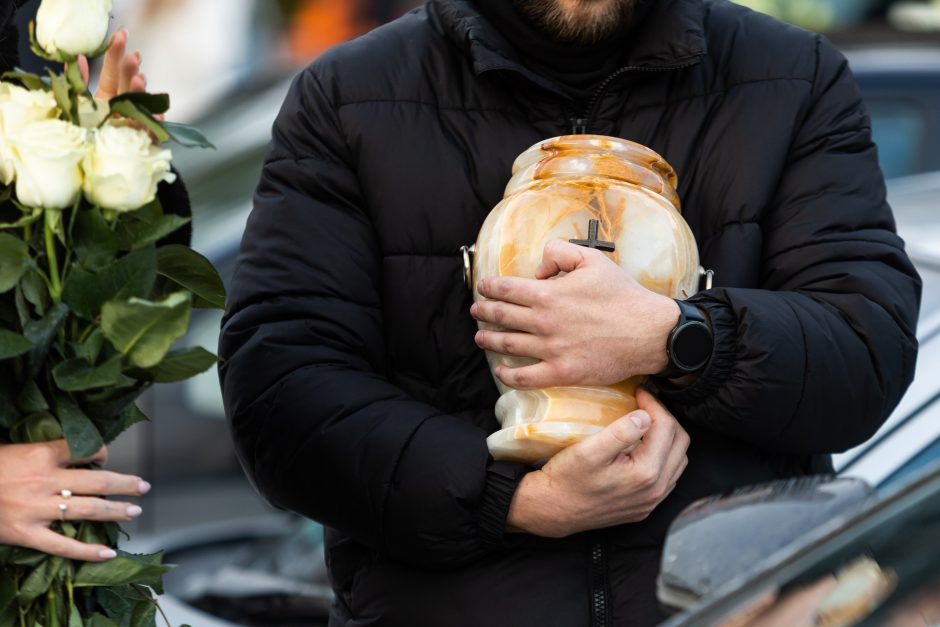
top-left (511, 0), bottom-right (637, 45)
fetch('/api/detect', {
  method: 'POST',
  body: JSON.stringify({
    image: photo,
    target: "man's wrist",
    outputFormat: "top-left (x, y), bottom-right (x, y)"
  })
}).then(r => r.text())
top-left (506, 470), bottom-right (568, 536)
top-left (646, 296), bottom-right (681, 375)
top-left (656, 300), bottom-right (714, 380)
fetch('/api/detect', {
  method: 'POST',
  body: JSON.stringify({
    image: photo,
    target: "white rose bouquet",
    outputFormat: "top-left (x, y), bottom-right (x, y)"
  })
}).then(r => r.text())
top-left (0, 2), bottom-right (219, 625)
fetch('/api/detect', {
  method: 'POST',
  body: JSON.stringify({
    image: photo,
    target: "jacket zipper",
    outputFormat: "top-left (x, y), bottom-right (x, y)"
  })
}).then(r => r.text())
top-left (590, 536), bottom-right (610, 627)
top-left (569, 60), bottom-right (701, 135)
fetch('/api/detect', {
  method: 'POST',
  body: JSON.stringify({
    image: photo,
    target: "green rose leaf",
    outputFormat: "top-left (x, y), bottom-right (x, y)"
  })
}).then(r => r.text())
top-left (96, 402), bottom-right (148, 444)
top-left (0, 570), bottom-right (14, 614)
top-left (0, 389), bottom-right (18, 429)
top-left (49, 70), bottom-right (78, 124)
top-left (73, 207), bottom-right (120, 271)
top-left (81, 384), bottom-right (146, 428)
top-left (73, 554), bottom-right (170, 588)
top-left (109, 92), bottom-right (170, 116)
top-left (108, 100), bottom-right (170, 144)
top-left (1, 69), bottom-right (49, 91)
top-left (157, 245), bottom-right (225, 309)
top-left (23, 302), bottom-right (68, 378)
top-left (16, 555), bottom-right (63, 604)
top-left (76, 327), bottom-right (106, 364)
top-left (139, 346), bottom-right (217, 383)
top-left (53, 355), bottom-right (126, 391)
top-left (0, 329), bottom-right (33, 360)
top-left (55, 394), bottom-right (104, 460)
top-left (128, 599), bottom-right (157, 627)
top-left (162, 121), bottom-right (216, 149)
top-left (11, 411), bottom-right (63, 444)
top-left (115, 200), bottom-right (190, 251)
top-left (85, 613), bottom-right (119, 627)
top-left (62, 247), bottom-right (157, 321)
top-left (101, 292), bottom-right (191, 368)
top-left (68, 604), bottom-right (82, 627)
top-left (0, 233), bottom-right (30, 293)
top-left (20, 268), bottom-right (49, 317)
top-left (17, 380), bottom-right (48, 414)
top-left (95, 587), bottom-right (132, 622)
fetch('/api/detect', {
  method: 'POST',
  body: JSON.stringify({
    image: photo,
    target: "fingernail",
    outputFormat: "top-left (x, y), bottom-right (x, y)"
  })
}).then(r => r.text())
top-left (630, 411), bottom-right (651, 430)
top-left (474, 331), bottom-right (483, 346)
top-left (99, 549), bottom-right (117, 559)
top-left (470, 303), bottom-right (478, 317)
top-left (138, 480), bottom-right (151, 495)
top-left (127, 505), bottom-right (143, 518)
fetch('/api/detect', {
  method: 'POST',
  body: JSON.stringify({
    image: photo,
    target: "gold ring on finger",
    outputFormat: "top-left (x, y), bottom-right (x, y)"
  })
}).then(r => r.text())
top-left (58, 503), bottom-right (68, 522)
top-left (60, 489), bottom-right (72, 499)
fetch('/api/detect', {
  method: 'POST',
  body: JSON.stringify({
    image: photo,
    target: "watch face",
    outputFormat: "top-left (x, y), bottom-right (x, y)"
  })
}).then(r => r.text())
top-left (673, 322), bottom-right (713, 371)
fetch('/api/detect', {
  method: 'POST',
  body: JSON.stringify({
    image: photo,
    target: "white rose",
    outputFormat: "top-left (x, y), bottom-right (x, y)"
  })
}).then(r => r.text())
top-left (36, 0), bottom-right (113, 58)
top-left (82, 123), bottom-right (176, 213)
top-left (78, 96), bottom-right (110, 129)
top-left (9, 119), bottom-right (88, 210)
top-left (0, 82), bottom-right (59, 184)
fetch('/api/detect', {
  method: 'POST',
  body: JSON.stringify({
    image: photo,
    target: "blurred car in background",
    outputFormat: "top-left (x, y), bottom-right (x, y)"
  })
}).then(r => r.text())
top-left (659, 462), bottom-right (940, 626)
top-left (844, 45), bottom-right (940, 179)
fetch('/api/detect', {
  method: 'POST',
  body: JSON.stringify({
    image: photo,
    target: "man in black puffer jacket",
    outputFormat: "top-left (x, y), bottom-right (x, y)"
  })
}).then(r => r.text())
top-left (219, 0), bottom-right (922, 625)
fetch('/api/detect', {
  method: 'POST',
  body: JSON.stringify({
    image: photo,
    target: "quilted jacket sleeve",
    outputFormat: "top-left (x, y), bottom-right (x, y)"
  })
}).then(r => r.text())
top-left (658, 37), bottom-right (921, 455)
top-left (218, 67), bottom-right (527, 569)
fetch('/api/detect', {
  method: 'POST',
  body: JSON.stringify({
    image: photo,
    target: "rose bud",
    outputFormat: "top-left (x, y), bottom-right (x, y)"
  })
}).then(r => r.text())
top-left (36, 0), bottom-right (113, 58)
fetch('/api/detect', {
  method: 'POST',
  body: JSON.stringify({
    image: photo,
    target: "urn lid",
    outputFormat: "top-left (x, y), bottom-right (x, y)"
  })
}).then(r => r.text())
top-left (506, 135), bottom-right (681, 212)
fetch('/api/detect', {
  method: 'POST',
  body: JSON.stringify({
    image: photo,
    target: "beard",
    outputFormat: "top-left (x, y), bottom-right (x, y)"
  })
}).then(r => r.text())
top-left (510, 0), bottom-right (639, 45)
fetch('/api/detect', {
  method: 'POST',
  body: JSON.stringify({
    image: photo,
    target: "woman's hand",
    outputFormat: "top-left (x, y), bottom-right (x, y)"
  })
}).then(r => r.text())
top-left (0, 440), bottom-right (150, 561)
top-left (76, 29), bottom-right (148, 99)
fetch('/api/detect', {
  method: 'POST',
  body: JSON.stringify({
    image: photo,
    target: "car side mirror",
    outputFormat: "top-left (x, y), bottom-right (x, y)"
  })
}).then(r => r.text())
top-left (657, 476), bottom-right (874, 613)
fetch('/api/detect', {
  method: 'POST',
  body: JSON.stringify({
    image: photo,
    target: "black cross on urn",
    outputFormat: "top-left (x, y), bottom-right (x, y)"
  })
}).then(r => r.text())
top-left (570, 219), bottom-right (616, 252)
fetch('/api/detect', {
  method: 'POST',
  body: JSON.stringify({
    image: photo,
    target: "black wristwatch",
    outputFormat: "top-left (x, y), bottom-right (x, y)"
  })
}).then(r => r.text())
top-left (659, 300), bottom-right (714, 379)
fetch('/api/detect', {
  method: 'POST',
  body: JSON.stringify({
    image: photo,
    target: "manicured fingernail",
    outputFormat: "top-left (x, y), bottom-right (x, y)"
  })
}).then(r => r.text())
top-left (138, 481), bottom-right (151, 494)
top-left (631, 411), bottom-right (651, 430)
top-left (127, 505), bottom-right (143, 518)
top-left (99, 549), bottom-right (117, 559)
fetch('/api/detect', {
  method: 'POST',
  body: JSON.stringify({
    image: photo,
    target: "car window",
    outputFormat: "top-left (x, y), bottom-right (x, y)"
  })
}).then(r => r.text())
top-left (880, 436), bottom-right (940, 494)
top-left (867, 100), bottom-right (928, 180)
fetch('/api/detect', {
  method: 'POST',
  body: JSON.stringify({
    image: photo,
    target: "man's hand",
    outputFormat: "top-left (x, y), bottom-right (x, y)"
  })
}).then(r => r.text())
top-left (506, 388), bottom-right (689, 537)
top-left (471, 239), bottom-right (680, 389)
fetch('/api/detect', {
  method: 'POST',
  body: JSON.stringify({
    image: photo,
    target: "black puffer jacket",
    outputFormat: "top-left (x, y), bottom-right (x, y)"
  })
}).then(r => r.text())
top-left (219, 1), bottom-right (921, 625)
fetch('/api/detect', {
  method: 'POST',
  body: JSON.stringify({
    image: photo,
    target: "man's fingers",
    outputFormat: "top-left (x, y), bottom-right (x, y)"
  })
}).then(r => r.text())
top-left (630, 402), bottom-right (680, 469)
top-left (475, 329), bottom-right (544, 359)
top-left (471, 299), bottom-right (538, 332)
top-left (494, 362), bottom-right (550, 389)
top-left (576, 410), bottom-right (651, 464)
top-left (477, 275), bottom-right (547, 307)
top-left (535, 239), bottom-right (590, 280)
top-left (24, 528), bottom-right (116, 562)
top-left (56, 469), bottom-right (149, 497)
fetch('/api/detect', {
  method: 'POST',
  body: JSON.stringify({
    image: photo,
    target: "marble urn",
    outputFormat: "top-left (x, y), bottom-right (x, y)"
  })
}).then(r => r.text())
top-left (469, 135), bottom-right (703, 464)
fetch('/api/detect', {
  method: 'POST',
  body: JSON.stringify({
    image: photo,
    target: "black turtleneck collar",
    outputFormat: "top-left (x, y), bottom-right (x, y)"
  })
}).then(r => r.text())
top-left (473, 0), bottom-right (649, 102)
